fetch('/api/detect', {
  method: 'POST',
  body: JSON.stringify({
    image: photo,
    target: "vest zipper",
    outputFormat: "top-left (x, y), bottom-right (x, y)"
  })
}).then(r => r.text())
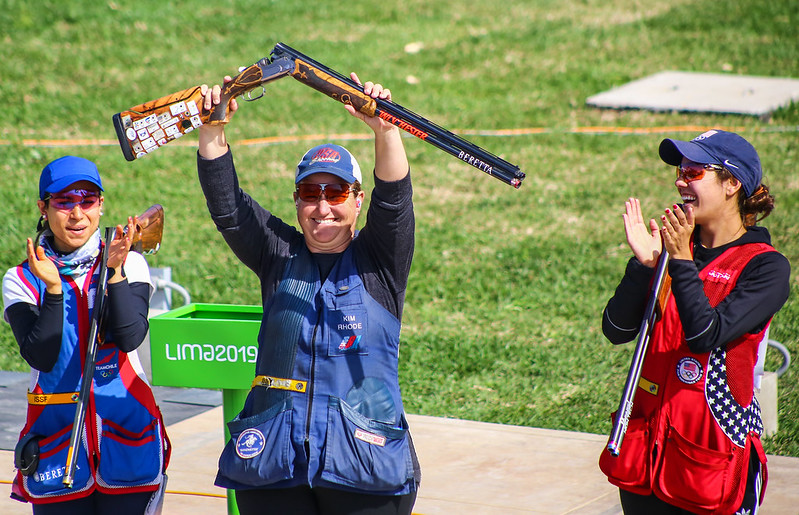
top-left (304, 322), bottom-right (321, 451)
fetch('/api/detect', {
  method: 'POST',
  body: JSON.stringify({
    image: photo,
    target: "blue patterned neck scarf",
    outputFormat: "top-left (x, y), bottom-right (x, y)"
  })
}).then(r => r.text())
top-left (38, 229), bottom-right (101, 277)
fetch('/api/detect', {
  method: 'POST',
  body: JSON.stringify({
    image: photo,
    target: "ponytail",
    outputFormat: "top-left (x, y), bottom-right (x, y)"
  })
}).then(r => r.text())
top-left (34, 215), bottom-right (49, 249)
top-left (717, 167), bottom-right (774, 227)
top-left (740, 183), bottom-right (774, 227)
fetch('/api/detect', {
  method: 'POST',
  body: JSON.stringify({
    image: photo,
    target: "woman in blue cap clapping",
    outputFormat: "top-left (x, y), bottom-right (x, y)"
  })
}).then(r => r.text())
top-left (599, 130), bottom-right (790, 514)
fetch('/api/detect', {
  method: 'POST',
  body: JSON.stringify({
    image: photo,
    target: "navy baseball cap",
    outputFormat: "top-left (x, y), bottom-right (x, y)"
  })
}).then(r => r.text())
top-left (295, 143), bottom-right (362, 184)
top-left (39, 156), bottom-right (104, 199)
top-left (659, 129), bottom-right (761, 197)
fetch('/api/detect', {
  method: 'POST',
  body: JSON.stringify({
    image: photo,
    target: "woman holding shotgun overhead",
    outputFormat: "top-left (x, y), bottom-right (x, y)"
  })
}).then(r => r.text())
top-left (196, 72), bottom-right (419, 515)
top-left (2, 156), bottom-right (169, 515)
top-left (598, 130), bottom-right (790, 514)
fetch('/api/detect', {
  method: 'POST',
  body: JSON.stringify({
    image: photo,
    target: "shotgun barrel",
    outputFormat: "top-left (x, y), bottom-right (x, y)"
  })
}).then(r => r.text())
top-left (62, 205), bottom-right (164, 486)
top-left (606, 247), bottom-right (670, 456)
top-left (272, 42), bottom-right (526, 188)
top-left (63, 227), bottom-right (114, 487)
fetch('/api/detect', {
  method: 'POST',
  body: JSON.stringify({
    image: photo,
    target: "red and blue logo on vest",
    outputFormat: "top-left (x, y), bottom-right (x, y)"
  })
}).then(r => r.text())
top-left (338, 335), bottom-right (362, 352)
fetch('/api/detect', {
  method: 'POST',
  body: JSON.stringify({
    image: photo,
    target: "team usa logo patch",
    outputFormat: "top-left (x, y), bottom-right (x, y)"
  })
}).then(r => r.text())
top-left (338, 335), bottom-right (362, 352)
top-left (676, 357), bottom-right (703, 384)
top-left (235, 428), bottom-right (266, 459)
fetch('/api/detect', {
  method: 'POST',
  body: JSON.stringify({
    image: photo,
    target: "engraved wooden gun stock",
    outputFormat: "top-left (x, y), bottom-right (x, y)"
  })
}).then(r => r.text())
top-left (606, 247), bottom-right (671, 457)
top-left (63, 205), bottom-right (164, 487)
top-left (113, 42), bottom-right (525, 188)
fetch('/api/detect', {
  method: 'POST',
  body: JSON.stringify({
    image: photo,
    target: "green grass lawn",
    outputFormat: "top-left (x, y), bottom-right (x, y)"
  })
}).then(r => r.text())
top-left (1, 0), bottom-right (797, 456)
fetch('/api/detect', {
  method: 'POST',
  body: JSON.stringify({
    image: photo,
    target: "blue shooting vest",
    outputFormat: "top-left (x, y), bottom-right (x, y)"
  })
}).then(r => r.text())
top-left (13, 259), bottom-right (168, 503)
top-left (217, 244), bottom-right (415, 495)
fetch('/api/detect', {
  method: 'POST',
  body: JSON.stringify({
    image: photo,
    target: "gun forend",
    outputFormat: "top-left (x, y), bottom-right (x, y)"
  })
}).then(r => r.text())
top-left (272, 43), bottom-right (378, 117)
top-left (129, 204), bottom-right (165, 255)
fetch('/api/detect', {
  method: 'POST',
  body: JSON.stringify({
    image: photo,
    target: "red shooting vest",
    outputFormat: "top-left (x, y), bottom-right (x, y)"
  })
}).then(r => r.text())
top-left (600, 243), bottom-right (774, 514)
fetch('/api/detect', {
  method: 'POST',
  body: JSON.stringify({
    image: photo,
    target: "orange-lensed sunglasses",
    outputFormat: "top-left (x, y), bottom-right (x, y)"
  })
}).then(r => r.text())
top-left (676, 163), bottom-right (724, 184)
top-left (295, 183), bottom-right (354, 205)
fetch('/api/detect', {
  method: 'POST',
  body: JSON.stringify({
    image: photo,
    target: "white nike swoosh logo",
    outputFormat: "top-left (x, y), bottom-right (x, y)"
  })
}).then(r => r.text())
top-left (724, 159), bottom-right (740, 169)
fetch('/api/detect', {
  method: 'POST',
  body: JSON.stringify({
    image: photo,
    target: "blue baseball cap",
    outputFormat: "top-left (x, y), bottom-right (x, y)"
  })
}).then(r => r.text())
top-left (39, 156), bottom-right (104, 199)
top-left (659, 129), bottom-right (761, 197)
top-left (295, 143), bottom-right (362, 184)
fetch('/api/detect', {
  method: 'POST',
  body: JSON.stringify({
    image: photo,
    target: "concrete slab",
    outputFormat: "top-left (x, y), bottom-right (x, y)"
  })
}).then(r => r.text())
top-left (0, 372), bottom-right (29, 451)
top-left (407, 415), bottom-right (620, 514)
top-left (586, 71), bottom-right (799, 117)
top-left (3, 406), bottom-right (797, 514)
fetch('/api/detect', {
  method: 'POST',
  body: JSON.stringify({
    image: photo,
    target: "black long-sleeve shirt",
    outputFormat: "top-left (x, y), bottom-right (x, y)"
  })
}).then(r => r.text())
top-left (196, 148), bottom-right (415, 321)
top-left (6, 280), bottom-right (151, 372)
top-left (603, 225), bottom-right (791, 353)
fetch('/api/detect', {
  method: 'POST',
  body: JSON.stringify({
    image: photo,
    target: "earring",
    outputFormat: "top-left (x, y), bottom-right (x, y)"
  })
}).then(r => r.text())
top-left (99, 210), bottom-right (104, 216)
top-left (42, 214), bottom-right (47, 220)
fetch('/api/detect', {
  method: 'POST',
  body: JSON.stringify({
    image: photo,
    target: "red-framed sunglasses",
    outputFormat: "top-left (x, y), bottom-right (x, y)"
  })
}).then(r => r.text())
top-left (295, 183), bottom-right (354, 205)
top-left (45, 189), bottom-right (102, 211)
top-left (676, 163), bottom-right (724, 184)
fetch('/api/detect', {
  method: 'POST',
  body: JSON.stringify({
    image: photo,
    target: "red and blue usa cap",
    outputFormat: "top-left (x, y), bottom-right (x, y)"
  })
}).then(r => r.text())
top-left (295, 143), bottom-right (362, 184)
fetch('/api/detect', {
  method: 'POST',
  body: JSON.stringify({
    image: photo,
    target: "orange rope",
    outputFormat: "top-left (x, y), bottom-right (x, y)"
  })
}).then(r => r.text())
top-left (0, 479), bottom-right (225, 498)
top-left (164, 489), bottom-right (227, 498)
top-left (1, 125), bottom-right (794, 149)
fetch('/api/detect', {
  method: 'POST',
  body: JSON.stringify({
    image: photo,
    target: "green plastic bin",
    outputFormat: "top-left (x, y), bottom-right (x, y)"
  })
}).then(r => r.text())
top-left (149, 303), bottom-right (264, 515)
top-left (149, 303), bottom-right (261, 390)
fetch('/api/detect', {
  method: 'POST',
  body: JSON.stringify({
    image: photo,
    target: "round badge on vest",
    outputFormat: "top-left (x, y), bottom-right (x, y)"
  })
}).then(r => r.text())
top-left (235, 428), bottom-right (266, 459)
top-left (676, 356), bottom-right (704, 384)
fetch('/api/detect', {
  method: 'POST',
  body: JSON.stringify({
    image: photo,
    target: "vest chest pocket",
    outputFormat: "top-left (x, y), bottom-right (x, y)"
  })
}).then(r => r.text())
top-left (327, 308), bottom-right (368, 356)
top-left (321, 397), bottom-right (413, 492)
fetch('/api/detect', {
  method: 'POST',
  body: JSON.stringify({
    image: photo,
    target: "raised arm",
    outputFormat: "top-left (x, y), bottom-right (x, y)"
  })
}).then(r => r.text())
top-left (343, 73), bottom-right (409, 183)
top-left (198, 77), bottom-right (239, 160)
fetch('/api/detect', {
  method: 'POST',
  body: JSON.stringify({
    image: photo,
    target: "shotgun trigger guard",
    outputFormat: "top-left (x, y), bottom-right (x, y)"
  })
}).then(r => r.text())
top-left (239, 55), bottom-right (295, 103)
top-left (244, 87), bottom-right (265, 102)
